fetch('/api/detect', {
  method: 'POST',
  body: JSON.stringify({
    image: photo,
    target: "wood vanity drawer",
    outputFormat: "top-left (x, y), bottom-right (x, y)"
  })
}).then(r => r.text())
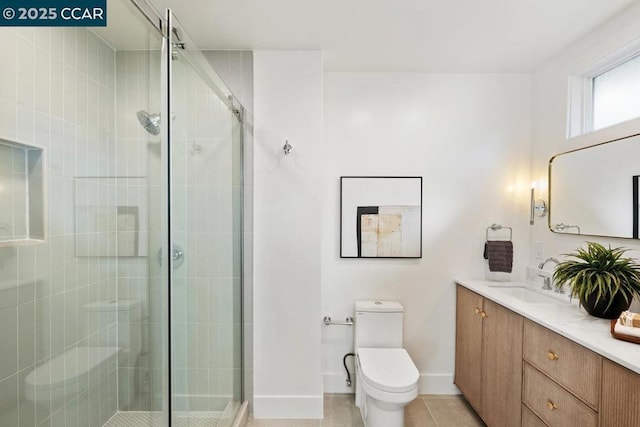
top-left (522, 404), bottom-right (548, 427)
top-left (523, 319), bottom-right (601, 409)
top-left (523, 363), bottom-right (597, 427)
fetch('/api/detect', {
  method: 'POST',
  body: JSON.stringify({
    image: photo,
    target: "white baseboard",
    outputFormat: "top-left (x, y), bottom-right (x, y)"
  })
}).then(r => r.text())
top-left (253, 395), bottom-right (323, 419)
top-left (323, 373), bottom-right (461, 395)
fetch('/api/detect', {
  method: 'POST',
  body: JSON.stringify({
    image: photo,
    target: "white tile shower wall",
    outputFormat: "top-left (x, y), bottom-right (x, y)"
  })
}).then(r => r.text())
top-left (170, 51), bottom-right (243, 414)
top-left (321, 73), bottom-right (532, 394)
top-left (530, 2), bottom-right (640, 313)
top-left (0, 144), bottom-right (29, 241)
top-left (203, 51), bottom-right (253, 115)
top-left (203, 50), bottom-right (254, 412)
top-left (0, 27), bottom-right (118, 426)
top-left (114, 50), bottom-right (163, 412)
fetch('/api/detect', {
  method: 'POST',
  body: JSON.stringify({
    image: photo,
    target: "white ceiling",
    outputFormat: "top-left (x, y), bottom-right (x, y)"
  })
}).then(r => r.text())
top-left (93, 0), bottom-right (163, 50)
top-left (155, 0), bottom-right (636, 72)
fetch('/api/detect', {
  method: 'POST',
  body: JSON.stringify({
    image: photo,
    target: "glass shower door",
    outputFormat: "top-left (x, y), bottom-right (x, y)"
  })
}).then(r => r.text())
top-left (167, 11), bottom-right (243, 426)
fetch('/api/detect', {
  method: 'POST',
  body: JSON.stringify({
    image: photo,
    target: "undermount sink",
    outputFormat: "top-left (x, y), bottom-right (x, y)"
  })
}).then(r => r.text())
top-left (488, 286), bottom-right (563, 304)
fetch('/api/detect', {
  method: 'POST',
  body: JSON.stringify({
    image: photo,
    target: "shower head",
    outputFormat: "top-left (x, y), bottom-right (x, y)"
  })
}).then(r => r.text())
top-left (137, 110), bottom-right (161, 136)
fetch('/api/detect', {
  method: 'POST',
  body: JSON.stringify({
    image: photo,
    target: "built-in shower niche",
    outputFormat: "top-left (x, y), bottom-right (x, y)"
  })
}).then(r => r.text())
top-left (0, 138), bottom-right (45, 246)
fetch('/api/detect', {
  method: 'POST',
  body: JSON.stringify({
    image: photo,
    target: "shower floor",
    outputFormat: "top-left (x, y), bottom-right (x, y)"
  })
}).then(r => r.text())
top-left (104, 411), bottom-right (222, 427)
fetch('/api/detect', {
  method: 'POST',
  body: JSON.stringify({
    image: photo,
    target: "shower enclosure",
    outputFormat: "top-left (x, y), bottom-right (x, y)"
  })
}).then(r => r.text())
top-left (0, 1), bottom-right (245, 426)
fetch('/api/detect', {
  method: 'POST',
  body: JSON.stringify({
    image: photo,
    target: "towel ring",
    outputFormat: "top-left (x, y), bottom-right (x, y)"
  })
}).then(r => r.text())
top-left (486, 223), bottom-right (512, 241)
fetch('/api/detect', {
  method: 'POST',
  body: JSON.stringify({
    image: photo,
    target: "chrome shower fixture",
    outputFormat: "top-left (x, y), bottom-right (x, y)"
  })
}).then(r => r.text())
top-left (137, 110), bottom-right (161, 136)
top-left (283, 140), bottom-right (293, 155)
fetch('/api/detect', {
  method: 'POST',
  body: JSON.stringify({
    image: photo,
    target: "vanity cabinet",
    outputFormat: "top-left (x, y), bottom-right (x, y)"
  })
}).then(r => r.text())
top-left (522, 405), bottom-right (547, 427)
top-left (600, 359), bottom-right (640, 427)
top-left (522, 319), bottom-right (601, 426)
top-left (456, 283), bottom-right (640, 426)
top-left (454, 286), bottom-right (484, 411)
top-left (455, 286), bottom-right (523, 426)
top-left (523, 362), bottom-right (598, 427)
top-left (523, 320), bottom-right (601, 409)
top-left (481, 298), bottom-right (524, 426)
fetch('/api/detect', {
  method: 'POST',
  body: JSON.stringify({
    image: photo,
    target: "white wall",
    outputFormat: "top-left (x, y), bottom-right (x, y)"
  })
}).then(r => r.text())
top-left (252, 4), bottom-right (640, 412)
top-left (321, 73), bottom-right (532, 393)
top-left (253, 51), bottom-right (324, 418)
top-left (530, 1), bottom-right (640, 302)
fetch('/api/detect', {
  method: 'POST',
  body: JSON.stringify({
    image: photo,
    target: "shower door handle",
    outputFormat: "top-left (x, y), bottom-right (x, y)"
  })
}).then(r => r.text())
top-left (157, 244), bottom-right (185, 269)
top-left (171, 247), bottom-right (184, 263)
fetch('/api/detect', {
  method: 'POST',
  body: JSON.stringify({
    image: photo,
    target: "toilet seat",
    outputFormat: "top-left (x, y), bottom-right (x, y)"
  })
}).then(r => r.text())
top-left (25, 346), bottom-right (120, 402)
top-left (357, 348), bottom-right (419, 393)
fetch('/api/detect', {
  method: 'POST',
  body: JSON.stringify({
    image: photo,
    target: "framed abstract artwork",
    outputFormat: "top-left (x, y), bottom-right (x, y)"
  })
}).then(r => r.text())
top-left (340, 176), bottom-right (422, 258)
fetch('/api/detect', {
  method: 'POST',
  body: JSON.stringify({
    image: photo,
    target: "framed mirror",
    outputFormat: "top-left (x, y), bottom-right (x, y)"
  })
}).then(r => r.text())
top-left (549, 133), bottom-right (640, 239)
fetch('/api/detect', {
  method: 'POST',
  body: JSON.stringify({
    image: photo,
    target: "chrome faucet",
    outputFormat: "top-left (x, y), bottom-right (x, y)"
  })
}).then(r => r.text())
top-left (538, 257), bottom-right (560, 291)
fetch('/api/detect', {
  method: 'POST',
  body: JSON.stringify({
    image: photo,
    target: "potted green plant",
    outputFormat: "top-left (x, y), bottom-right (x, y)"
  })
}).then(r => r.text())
top-left (552, 242), bottom-right (640, 319)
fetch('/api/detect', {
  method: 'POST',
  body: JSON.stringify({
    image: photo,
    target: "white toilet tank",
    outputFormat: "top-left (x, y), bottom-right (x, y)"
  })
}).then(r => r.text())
top-left (84, 299), bottom-right (141, 364)
top-left (354, 300), bottom-right (404, 350)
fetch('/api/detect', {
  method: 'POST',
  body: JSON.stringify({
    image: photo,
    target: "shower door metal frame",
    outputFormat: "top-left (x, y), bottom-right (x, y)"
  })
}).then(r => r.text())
top-left (162, 8), bottom-right (174, 426)
top-left (130, 0), bottom-right (164, 32)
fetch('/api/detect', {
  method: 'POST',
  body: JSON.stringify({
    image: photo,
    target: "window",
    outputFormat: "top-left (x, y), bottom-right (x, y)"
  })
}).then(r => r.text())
top-left (568, 44), bottom-right (640, 138)
top-left (592, 54), bottom-right (640, 131)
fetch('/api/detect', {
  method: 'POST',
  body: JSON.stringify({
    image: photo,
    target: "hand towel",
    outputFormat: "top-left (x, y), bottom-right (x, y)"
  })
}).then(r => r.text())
top-left (484, 241), bottom-right (513, 273)
top-left (614, 319), bottom-right (640, 338)
top-left (619, 311), bottom-right (640, 328)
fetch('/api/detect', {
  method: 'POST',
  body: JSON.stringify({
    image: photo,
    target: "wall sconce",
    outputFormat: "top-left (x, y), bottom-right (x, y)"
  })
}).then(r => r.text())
top-left (530, 182), bottom-right (547, 225)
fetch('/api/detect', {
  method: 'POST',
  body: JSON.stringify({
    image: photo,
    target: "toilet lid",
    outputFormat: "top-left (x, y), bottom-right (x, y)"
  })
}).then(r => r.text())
top-left (25, 347), bottom-right (120, 391)
top-left (357, 348), bottom-right (418, 393)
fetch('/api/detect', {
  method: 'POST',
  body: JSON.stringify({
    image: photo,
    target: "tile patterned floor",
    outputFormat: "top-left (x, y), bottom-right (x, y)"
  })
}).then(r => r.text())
top-left (246, 394), bottom-right (485, 427)
top-left (103, 411), bottom-right (222, 427)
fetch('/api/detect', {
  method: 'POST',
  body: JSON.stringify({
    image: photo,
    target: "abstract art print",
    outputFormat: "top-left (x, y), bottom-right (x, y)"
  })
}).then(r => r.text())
top-left (340, 176), bottom-right (422, 258)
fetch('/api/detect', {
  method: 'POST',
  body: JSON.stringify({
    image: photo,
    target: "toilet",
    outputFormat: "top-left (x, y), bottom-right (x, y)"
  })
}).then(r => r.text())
top-left (24, 346), bottom-right (120, 404)
top-left (354, 300), bottom-right (419, 427)
top-left (25, 299), bottom-right (141, 407)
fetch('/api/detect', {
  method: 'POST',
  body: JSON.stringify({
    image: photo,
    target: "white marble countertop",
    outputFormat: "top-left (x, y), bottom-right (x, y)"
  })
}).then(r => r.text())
top-left (454, 278), bottom-right (640, 375)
